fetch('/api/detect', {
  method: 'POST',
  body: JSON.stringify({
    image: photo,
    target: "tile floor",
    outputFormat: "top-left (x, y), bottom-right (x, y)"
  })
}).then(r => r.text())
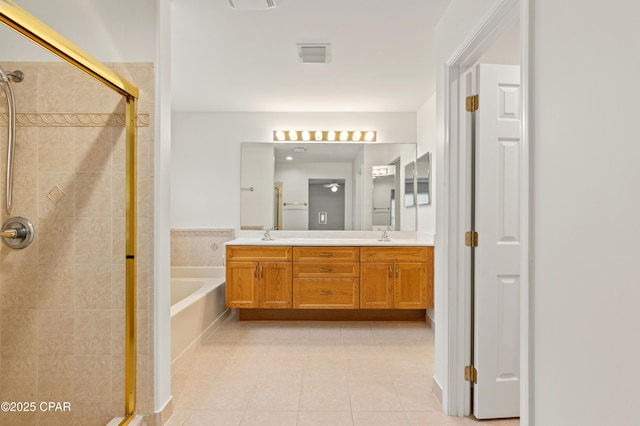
top-left (167, 311), bottom-right (519, 426)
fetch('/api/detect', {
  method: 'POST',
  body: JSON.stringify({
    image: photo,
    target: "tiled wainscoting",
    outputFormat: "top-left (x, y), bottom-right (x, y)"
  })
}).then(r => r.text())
top-left (171, 229), bottom-right (235, 267)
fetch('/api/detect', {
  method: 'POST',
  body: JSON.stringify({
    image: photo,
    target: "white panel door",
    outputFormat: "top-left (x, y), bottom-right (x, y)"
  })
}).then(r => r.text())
top-left (474, 63), bottom-right (521, 419)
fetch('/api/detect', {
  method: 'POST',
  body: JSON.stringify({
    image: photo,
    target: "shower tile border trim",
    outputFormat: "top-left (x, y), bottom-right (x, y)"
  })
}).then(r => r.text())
top-left (0, 112), bottom-right (150, 127)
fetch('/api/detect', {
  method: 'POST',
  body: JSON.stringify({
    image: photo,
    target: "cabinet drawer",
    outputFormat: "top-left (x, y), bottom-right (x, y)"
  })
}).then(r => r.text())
top-left (293, 278), bottom-right (359, 309)
top-left (293, 263), bottom-right (359, 278)
top-left (293, 246), bottom-right (359, 262)
top-left (226, 245), bottom-right (292, 262)
top-left (361, 246), bottom-right (428, 262)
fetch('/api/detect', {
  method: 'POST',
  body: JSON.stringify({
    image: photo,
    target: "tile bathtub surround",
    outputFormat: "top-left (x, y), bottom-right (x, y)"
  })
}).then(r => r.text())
top-left (0, 61), bottom-right (154, 425)
top-left (171, 229), bottom-right (235, 267)
top-left (168, 312), bottom-right (520, 426)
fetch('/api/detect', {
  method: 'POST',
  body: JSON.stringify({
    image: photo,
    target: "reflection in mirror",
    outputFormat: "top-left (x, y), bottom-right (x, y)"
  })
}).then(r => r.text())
top-left (416, 152), bottom-right (431, 205)
top-left (240, 142), bottom-right (416, 230)
top-left (372, 165), bottom-right (396, 229)
top-left (404, 161), bottom-right (415, 208)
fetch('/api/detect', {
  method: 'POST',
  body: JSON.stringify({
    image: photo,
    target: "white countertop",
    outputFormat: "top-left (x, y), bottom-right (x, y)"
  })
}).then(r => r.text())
top-left (226, 232), bottom-right (434, 247)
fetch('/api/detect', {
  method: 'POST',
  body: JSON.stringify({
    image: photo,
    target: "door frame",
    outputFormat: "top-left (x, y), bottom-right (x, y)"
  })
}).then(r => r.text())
top-left (440, 0), bottom-right (532, 423)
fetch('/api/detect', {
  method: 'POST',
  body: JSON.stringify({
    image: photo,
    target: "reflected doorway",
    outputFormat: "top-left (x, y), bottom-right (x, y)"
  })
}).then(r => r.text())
top-left (308, 179), bottom-right (345, 230)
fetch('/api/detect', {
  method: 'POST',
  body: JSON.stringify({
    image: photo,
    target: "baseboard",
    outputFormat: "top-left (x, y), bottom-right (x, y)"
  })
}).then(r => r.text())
top-left (432, 376), bottom-right (443, 404)
top-left (140, 397), bottom-right (174, 426)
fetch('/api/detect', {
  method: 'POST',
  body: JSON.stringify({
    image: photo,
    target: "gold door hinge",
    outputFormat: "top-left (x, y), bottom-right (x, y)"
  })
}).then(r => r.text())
top-left (465, 231), bottom-right (478, 247)
top-left (466, 94), bottom-right (479, 112)
top-left (465, 365), bottom-right (477, 383)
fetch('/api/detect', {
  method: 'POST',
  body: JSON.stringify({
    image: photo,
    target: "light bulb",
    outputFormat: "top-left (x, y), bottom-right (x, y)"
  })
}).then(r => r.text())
top-left (288, 130), bottom-right (297, 141)
top-left (340, 131), bottom-right (348, 141)
top-left (275, 130), bottom-right (285, 141)
top-left (330, 185), bottom-right (338, 192)
top-left (327, 131), bottom-right (336, 141)
top-left (315, 131), bottom-right (323, 141)
top-left (302, 131), bottom-right (310, 141)
top-left (365, 131), bottom-right (375, 142)
top-left (352, 131), bottom-right (362, 141)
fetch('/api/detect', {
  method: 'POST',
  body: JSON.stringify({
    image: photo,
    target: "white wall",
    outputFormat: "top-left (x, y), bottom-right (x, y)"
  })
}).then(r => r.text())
top-left (0, 0), bottom-right (156, 62)
top-left (416, 93), bottom-right (437, 235)
top-left (171, 112), bottom-right (417, 230)
top-left (533, 1), bottom-right (640, 424)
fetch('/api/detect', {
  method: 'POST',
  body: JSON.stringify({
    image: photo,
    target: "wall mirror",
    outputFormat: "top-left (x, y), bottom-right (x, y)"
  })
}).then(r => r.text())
top-left (416, 152), bottom-right (431, 205)
top-left (240, 142), bottom-right (416, 231)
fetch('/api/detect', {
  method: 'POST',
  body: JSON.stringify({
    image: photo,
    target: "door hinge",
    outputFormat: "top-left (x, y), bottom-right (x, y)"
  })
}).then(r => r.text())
top-left (466, 94), bottom-right (479, 112)
top-left (465, 365), bottom-right (477, 384)
top-left (465, 231), bottom-right (478, 247)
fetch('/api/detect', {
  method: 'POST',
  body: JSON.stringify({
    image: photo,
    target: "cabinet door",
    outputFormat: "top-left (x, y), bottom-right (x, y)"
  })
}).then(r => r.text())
top-left (226, 261), bottom-right (258, 308)
top-left (360, 263), bottom-right (394, 309)
top-left (394, 263), bottom-right (427, 309)
top-left (259, 262), bottom-right (292, 308)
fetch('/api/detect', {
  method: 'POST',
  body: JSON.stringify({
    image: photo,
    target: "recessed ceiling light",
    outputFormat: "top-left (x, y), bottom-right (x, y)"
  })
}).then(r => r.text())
top-left (286, 156), bottom-right (293, 161)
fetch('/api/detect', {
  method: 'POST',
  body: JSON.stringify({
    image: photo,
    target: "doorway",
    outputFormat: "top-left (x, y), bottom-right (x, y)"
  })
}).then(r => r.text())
top-left (439, 0), bottom-right (531, 422)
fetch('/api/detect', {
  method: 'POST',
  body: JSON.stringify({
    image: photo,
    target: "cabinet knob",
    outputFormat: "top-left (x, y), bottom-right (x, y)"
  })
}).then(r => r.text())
top-left (319, 268), bottom-right (333, 273)
top-left (319, 291), bottom-right (333, 295)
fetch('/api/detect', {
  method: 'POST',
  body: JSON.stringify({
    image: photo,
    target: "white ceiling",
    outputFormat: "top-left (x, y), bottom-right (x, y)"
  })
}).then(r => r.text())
top-left (171, 0), bottom-right (452, 112)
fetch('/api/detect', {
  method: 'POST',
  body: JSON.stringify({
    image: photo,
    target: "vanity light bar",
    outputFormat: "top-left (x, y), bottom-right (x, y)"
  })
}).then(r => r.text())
top-left (273, 130), bottom-right (377, 142)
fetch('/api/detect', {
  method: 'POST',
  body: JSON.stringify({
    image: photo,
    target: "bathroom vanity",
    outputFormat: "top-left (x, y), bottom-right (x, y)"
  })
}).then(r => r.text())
top-left (225, 237), bottom-right (433, 320)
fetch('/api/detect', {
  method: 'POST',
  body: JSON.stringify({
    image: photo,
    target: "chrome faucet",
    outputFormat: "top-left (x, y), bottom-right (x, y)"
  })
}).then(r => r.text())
top-left (378, 230), bottom-right (391, 242)
top-left (261, 229), bottom-right (273, 241)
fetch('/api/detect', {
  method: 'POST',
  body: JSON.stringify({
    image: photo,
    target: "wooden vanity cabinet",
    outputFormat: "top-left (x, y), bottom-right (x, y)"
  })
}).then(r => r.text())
top-left (226, 246), bottom-right (292, 308)
top-left (292, 246), bottom-right (360, 309)
top-left (361, 247), bottom-right (434, 309)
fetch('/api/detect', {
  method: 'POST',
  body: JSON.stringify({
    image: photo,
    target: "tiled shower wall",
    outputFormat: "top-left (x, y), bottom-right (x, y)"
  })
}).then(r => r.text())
top-left (0, 61), bottom-right (154, 426)
top-left (171, 229), bottom-right (235, 267)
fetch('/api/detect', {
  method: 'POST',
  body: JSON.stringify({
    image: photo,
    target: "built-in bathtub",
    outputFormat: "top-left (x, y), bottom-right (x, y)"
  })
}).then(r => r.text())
top-left (171, 266), bottom-right (228, 370)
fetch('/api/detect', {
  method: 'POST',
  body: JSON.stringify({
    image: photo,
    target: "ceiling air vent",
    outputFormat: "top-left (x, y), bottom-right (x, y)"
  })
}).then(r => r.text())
top-left (227, 0), bottom-right (277, 10)
top-left (297, 43), bottom-right (331, 64)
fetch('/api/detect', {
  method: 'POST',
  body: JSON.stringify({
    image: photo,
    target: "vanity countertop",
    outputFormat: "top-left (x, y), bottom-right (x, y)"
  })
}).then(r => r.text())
top-left (225, 236), bottom-right (434, 247)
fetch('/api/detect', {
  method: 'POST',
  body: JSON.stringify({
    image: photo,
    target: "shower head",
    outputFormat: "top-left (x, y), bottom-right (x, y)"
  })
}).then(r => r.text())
top-left (0, 69), bottom-right (24, 83)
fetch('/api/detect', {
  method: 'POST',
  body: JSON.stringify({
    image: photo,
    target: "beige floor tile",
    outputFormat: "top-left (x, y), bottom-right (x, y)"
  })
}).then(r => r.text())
top-left (240, 411), bottom-right (298, 426)
top-left (299, 380), bottom-right (351, 411)
top-left (394, 379), bottom-right (441, 412)
top-left (267, 341), bottom-right (309, 359)
top-left (297, 411), bottom-right (354, 426)
top-left (349, 380), bottom-right (404, 411)
top-left (303, 358), bottom-right (348, 382)
top-left (343, 341), bottom-right (383, 359)
top-left (168, 318), bottom-right (477, 426)
top-left (199, 379), bottom-right (256, 411)
top-left (463, 416), bottom-right (520, 425)
top-left (257, 358), bottom-right (304, 382)
top-left (216, 357), bottom-right (265, 380)
top-left (166, 410), bottom-right (244, 426)
top-left (346, 358), bottom-right (391, 381)
top-left (245, 380), bottom-right (301, 411)
top-left (407, 411), bottom-right (467, 425)
top-left (307, 340), bottom-right (345, 358)
top-left (353, 411), bottom-right (411, 426)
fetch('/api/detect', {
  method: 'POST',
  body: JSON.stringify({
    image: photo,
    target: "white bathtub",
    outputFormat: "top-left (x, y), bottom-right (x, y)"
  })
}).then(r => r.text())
top-left (171, 267), bottom-right (229, 369)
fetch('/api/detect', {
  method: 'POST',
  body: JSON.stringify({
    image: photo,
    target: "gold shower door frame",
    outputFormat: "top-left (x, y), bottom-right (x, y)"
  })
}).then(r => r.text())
top-left (0, 1), bottom-right (140, 425)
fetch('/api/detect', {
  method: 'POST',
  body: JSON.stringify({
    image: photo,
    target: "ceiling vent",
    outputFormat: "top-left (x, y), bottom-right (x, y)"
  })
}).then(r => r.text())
top-left (227, 0), bottom-right (277, 10)
top-left (297, 43), bottom-right (331, 64)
